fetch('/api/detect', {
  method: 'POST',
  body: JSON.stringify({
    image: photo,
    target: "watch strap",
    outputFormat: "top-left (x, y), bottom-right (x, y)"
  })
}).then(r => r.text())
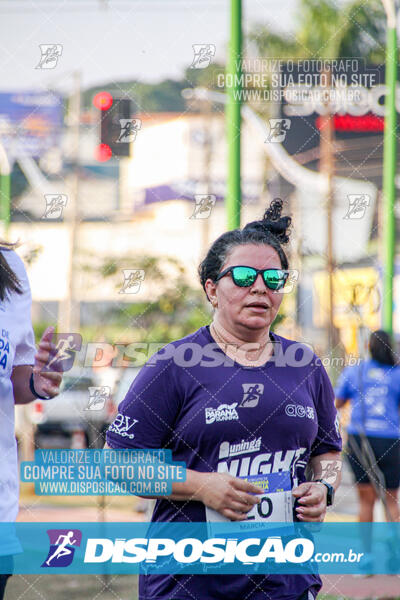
top-left (314, 479), bottom-right (334, 506)
top-left (29, 371), bottom-right (51, 400)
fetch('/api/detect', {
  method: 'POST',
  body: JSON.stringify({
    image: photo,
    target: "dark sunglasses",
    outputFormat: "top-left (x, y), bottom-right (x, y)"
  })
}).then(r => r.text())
top-left (215, 266), bottom-right (290, 291)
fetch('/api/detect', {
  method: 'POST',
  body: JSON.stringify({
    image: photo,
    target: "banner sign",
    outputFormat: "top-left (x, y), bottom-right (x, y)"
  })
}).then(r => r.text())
top-left (0, 91), bottom-right (63, 158)
top-left (20, 449), bottom-right (186, 496)
top-left (278, 60), bottom-right (384, 155)
top-left (1, 522), bottom-right (400, 575)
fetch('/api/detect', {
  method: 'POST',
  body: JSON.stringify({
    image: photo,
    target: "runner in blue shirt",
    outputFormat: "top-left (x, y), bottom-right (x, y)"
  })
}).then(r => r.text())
top-left (106, 199), bottom-right (342, 600)
top-left (335, 329), bottom-right (400, 525)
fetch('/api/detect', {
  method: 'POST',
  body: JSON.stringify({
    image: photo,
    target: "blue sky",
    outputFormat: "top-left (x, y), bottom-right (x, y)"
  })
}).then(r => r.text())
top-left (0, 0), bottom-right (301, 93)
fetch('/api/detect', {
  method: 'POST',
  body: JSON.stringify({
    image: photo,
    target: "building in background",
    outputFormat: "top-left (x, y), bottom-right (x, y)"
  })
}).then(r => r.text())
top-left (7, 111), bottom-right (270, 325)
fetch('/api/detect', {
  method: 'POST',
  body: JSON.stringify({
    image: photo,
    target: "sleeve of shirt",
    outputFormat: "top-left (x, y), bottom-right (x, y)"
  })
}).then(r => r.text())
top-left (334, 366), bottom-right (354, 400)
top-left (393, 367), bottom-right (400, 406)
top-left (8, 252), bottom-right (36, 367)
top-left (310, 363), bottom-right (342, 457)
top-left (106, 347), bottom-right (182, 450)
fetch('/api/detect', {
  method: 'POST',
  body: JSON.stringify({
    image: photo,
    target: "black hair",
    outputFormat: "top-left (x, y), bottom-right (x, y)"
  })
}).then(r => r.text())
top-left (0, 241), bottom-right (22, 301)
top-left (198, 198), bottom-right (292, 301)
top-left (369, 329), bottom-right (396, 366)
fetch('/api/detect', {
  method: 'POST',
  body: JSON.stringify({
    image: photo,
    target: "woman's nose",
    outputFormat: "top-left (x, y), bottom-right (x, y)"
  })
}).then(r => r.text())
top-left (251, 273), bottom-right (268, 291)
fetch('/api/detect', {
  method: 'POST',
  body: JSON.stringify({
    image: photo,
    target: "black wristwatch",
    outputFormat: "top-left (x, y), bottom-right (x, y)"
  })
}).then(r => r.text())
top-left (314, 479), bottom-right (335, 506)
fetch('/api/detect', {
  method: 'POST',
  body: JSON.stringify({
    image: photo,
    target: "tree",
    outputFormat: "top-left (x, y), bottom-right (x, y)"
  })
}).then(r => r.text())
top-left (249, 0), bottom-right (386, 62)
top-left (79, 251), bottom-right (285, 360)
top-left (82, 64), bottom-right (226, 115)
top-left (80, 252), bottom-right (211, 348)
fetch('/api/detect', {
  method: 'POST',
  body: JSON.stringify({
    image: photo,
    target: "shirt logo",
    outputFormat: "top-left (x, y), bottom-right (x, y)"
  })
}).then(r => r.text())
top-left (218, 437), bottom-right (262, 459)
top-left (205, 403), bottom-right (239, 425)
top-left (0, 331), bottom-right (10, 370)
top-left (239, 383), bottom-right (264, 408)
top-left (367, 368), bottom-right (385, 380)
top-left (42, 529), bottom-right (82, 568)
top-left (285, 404), bottom-right (315, 420)
top-left (108, 413), bottom-right (138, 439)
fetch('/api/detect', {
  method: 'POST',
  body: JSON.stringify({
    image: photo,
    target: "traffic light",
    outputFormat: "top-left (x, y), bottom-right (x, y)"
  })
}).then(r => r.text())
top-left (93, 92), bottom-right (133, 161)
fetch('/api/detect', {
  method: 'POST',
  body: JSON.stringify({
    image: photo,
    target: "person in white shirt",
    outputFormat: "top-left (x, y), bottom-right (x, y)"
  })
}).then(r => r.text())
top-left (0, 243), bottom-right (62, 599)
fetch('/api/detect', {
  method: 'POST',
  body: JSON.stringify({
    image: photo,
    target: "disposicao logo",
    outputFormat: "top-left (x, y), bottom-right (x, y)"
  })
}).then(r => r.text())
top-left (41, 529), bottom-right (82, 568)
top-left (83, 536), bottom-right (314, 564)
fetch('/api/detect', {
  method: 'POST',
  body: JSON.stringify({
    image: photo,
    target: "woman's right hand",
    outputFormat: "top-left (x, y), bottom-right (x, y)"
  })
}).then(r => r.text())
top-left (196, 472), bottom-right (261, 521)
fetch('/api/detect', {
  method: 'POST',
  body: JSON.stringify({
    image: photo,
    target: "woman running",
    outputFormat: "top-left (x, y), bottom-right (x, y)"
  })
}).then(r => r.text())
top-left (106, 199), bottom-right (342, 600)
top-left (335, 329), bottom-right (400, 524)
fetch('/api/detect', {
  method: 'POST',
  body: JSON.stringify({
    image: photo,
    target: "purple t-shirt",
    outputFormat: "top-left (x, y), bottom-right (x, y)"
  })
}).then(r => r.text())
top-left (107, 325), bottom-right (342, 600)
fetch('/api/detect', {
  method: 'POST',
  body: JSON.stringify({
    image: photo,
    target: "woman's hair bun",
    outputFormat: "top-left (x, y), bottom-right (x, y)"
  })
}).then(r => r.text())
top-left (243, 198), bottom-right (291, 244)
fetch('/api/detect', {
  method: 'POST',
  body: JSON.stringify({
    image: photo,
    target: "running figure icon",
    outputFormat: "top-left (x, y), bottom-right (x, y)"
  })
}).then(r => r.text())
top-left (46, 531), bottom-right (77, 566)
top-left (42, 333), bottom-right (82, 372)
top-left (47, 335), bottom-right (77, 369)
top-left (118, 121), bottom-right (135, 142)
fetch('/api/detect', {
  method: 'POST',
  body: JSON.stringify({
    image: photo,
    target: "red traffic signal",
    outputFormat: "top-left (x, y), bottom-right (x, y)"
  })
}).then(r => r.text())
top-left (93, 91), bottom-right (113, 111)
top-left (95, 143), bottom-right (113, 162)
top-left (97, 98), bottom-right (132, 160)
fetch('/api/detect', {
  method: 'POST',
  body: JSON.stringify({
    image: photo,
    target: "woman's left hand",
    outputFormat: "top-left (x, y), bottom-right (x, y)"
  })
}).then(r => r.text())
top-left (32, 326), bottom-right (62, 398)
top-left (292, 481), bottom-right (328, 522)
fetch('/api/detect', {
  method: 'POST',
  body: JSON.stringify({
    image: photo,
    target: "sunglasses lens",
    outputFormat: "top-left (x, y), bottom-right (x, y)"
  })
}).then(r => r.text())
top-left (263, 269), bottom-right (287, 290)
top-left (231, 266), bottom-right (257, 287)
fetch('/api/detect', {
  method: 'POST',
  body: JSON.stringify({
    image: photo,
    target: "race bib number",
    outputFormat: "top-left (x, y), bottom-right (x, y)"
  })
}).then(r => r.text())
top-left (243, 473), bottom-right (293, 523)
top-left (205, 471), bottom-right (294, 524)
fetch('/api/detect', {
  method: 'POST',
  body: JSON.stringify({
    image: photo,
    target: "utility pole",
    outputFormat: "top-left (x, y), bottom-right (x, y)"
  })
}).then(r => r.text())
top-left (226, 0), bottom-right (242, 230)
top-left (319, 66), bottom-right (339, 359)
top-left (202, 99), bottom-right (213, 254)
top-left (381, 0), bottom-right (398, 335)
top-left (291, 192), bottom-right (304, 340)
top-left (59, 70), bottom-right (81, 333)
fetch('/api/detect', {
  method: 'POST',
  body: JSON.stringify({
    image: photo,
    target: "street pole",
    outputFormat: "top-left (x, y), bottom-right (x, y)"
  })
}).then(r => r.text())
top-left (381, 0), bottom-right (397, 335)
top-left (0, 144), bottom-right (11, 231)
top-left (59, 70), bottom-right (81, 333)
top-left (226, 0), bottom-right (242, 230)
top-left (319, 66), bottom-right (339, 361)
top-left (202, 99), bottom-right (212, 254)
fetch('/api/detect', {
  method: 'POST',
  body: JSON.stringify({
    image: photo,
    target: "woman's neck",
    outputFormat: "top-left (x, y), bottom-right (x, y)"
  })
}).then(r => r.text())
top-left (209, 316), bottom-right (274, 367)
top-left (212, 315), bottom-right (271, 346)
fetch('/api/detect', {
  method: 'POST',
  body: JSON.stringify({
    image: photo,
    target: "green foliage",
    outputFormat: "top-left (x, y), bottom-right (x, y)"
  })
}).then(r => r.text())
top-left (249, 0), bottom-right (387, 62)
top-left (81, 79), bottom-right (186, 113)
top-left (183, 63), bottom-right (226, 91)
top-left (81, 253), bottom-right (211, 344)
top-left (10, 161), bottom-right (29, 201)
top-left (132, 79), bottom-right (187, 113)
top-left (79, 2), bottom-right (388, 118)
top-left (109, 285), bottom-right (210, 344)
top-left (248, 28), bottom-right (299, 60)
top-left (76, 1), bottom-right (389, 120)
top-left (338, 0), bottom-right (386, 64)
top-left (79, 252), bottom-right (287, 347)
top-left (82, 63), bottom-right (226, 115)
top-left (32, 320), bottom-right (52, 342)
